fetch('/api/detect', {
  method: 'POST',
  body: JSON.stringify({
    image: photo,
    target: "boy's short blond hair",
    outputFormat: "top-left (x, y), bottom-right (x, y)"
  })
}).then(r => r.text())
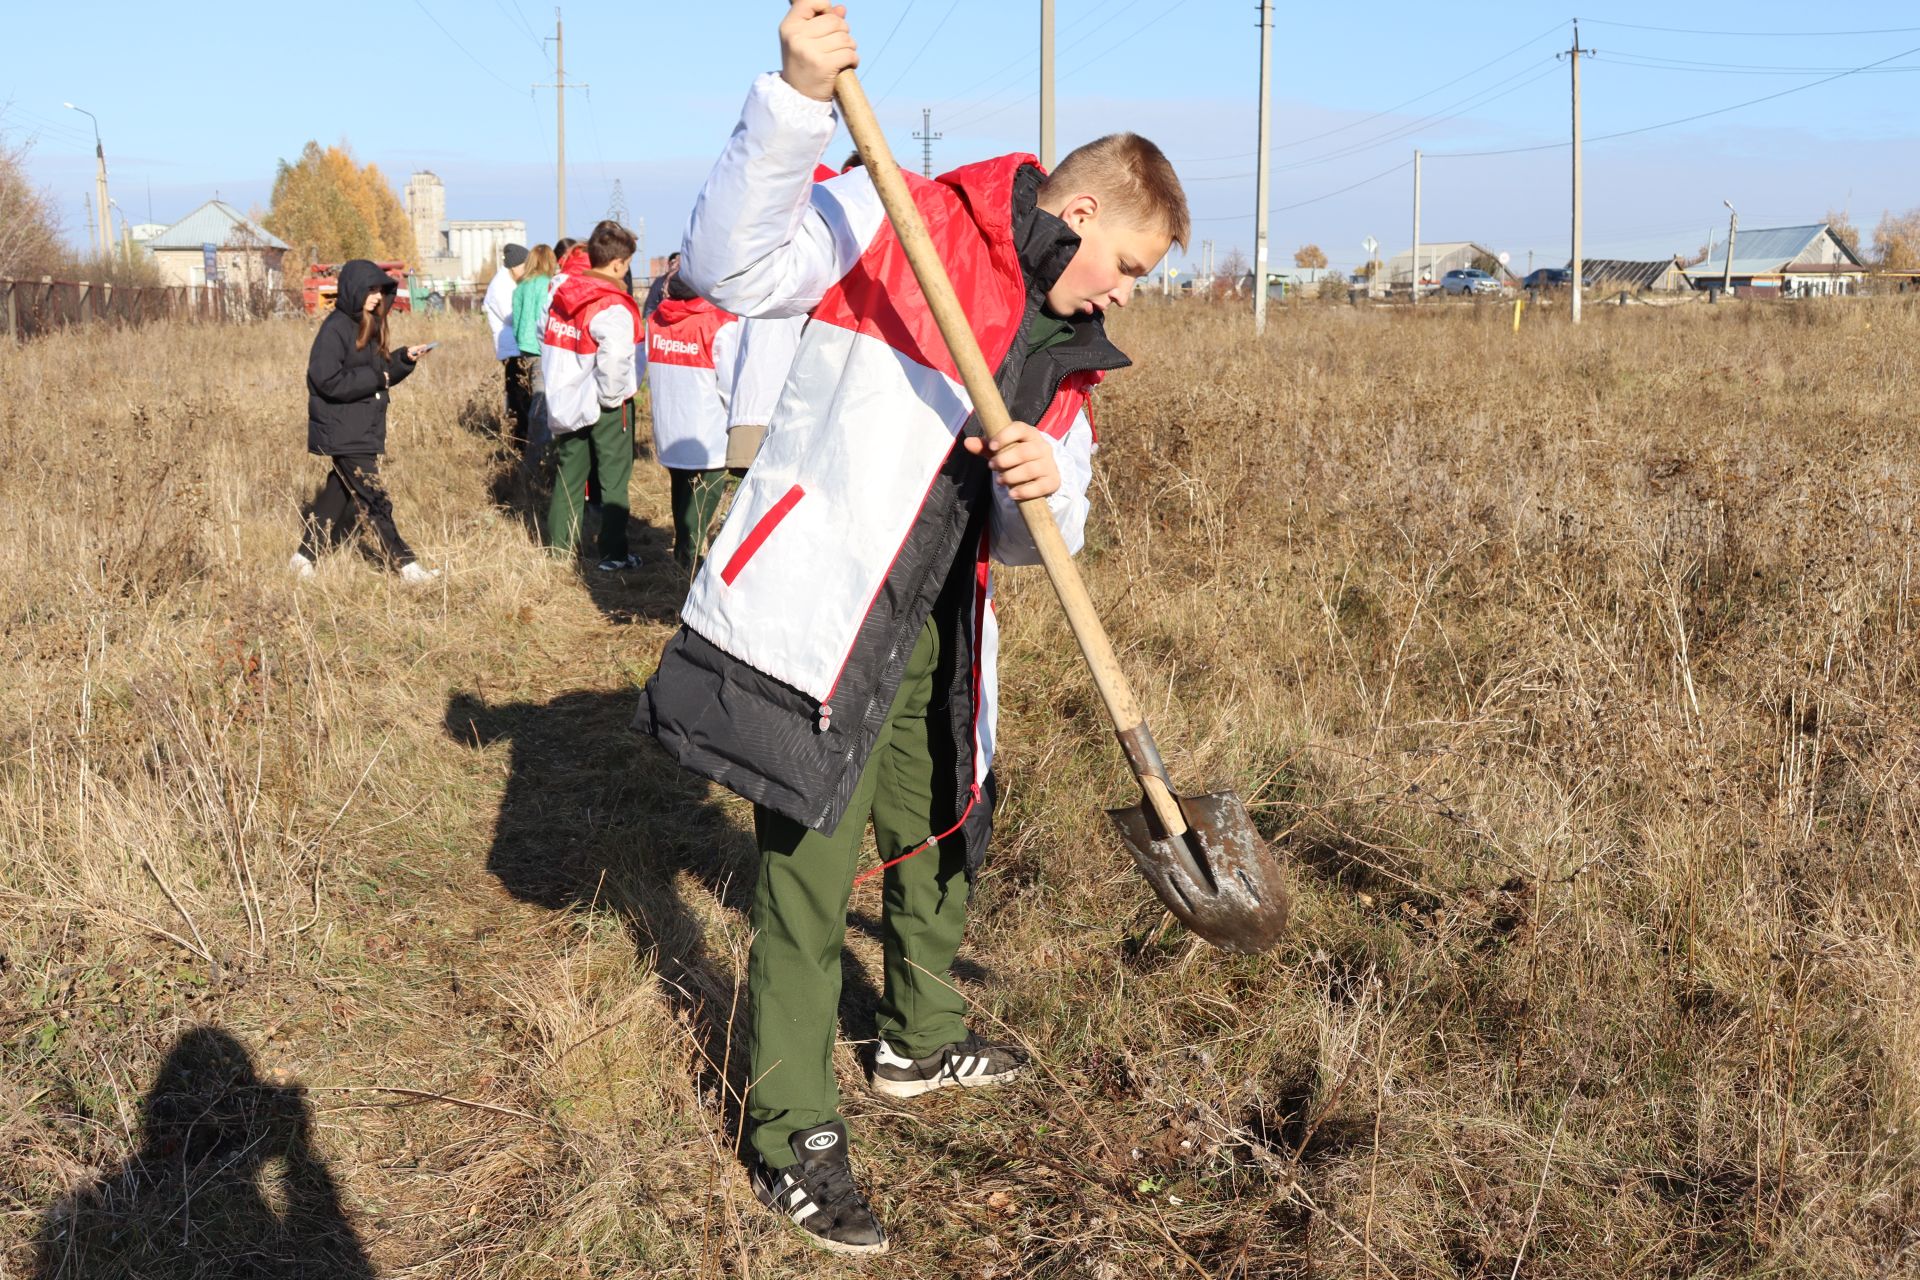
top-left (1039, 133), bottom-right (1189, 251)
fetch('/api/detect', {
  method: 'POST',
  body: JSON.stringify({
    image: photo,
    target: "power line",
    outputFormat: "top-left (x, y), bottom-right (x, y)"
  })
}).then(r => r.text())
top-left (1434, 40), bottom-right (1920, 158)
top-left (1172, 18), bottom-right (1568, 165)
top-left (1581, 18), bottom-right (1920, 38)
top-left (1189, 158), bottom-right (1413, 224)
top-left (1179, 60), bottom-right (1558, 182)
top-left (944, 0), bottom-right (1191, 132)
top-left (875, 0), bottom-right (964, 106)
top-left (865, 1), bottom-right (920, 70)
top-left (1597, 50), bottom-right (1920, 75)
top-left (410, 0), bottom-right (521, 90)
top-left (928, 0), bottom-right (1149, 121)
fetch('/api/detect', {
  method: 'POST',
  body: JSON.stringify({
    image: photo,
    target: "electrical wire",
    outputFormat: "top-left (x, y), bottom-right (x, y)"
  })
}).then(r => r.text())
top-left (1433, 40), bottom-right (1920, 158)
top-left (865, 0), bottom-right (920, 71)
top-left (1599, 50), bottom-right (1920, 75)
top-left (874, 0), bottom-right (965, 106)
top-left (927, 0), bottom-right (1149, 121)
top-left (1581, 18), bottom-right (1920, 38)
top-left (1171, 18), bottom-right (1568, 166)
top-left (943, 0), bottom-right (1192, 132)
top-left (409, 0), bottom-right (522, 91)
top-left (1188, 157), bottom-right (1413, 224)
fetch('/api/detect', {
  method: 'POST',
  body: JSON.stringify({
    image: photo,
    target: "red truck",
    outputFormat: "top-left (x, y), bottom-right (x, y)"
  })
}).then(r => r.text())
top-left (302, 261), bottom-right (411, 315)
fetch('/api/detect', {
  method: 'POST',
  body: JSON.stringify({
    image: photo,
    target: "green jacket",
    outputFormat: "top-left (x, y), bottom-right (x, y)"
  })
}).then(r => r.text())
top-left (512, 273), bottom-right (554, 355)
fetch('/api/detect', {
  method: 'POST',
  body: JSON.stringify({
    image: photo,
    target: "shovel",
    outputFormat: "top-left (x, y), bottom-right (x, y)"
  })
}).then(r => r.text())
top-left (835, 69), bottom-right (1290, 954)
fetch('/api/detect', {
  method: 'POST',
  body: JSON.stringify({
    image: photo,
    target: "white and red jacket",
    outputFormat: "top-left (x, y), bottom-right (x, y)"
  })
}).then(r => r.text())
top-left (540, 261), bottom-right (641, 436)
top-left (636, 73), bottom-right (1126, 859)
top-left (645, 295), bottom-right (741, 469)
top-left (727, 314), bottom-right (806, 435)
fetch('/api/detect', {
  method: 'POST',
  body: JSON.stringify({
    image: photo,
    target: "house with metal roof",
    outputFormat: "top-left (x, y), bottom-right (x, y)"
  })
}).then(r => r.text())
top-left (1683, 223), bottom-right (1865, 297)
top-left (1581, 257), bottom-right (1690, 293)
top-left (1386, 241), bottom-right (1514, 289)
top-left (145, 199), bottom-right (289, 291)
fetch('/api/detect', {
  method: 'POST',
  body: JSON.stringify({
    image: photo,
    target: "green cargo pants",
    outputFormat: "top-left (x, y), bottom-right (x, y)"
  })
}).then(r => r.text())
top-left (668, 468), bottom-right (732, 571)
top-left (547, 402), bottom-right (634, 560)
top-left (747, 615), bottom-right (973, 1168)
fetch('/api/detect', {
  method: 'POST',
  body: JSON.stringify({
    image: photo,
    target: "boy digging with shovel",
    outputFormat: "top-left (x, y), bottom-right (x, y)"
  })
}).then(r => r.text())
top-left (634, 0), bottom-right (1187, 1255)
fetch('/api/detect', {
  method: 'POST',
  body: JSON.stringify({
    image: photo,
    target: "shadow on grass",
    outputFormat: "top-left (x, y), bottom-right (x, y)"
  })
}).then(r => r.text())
top-left (30, 1027), bottom-right (373, 1280)
top-left (443, 688), bottom-right (887, 1157)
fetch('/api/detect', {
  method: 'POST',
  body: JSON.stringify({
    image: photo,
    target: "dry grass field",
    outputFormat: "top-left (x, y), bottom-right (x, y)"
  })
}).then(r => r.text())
top-left (2, 294), bottom-right (1917, 1279)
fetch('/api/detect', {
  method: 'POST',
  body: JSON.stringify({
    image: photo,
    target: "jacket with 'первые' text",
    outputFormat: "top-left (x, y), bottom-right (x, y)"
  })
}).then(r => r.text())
top-left (540, 267), bottom-right (643, 436)
top-left (646, 294), bottom-right (741, 470)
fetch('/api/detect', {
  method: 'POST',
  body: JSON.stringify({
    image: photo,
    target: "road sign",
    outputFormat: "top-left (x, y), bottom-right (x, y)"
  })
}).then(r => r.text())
top-left (1498, 251), bottom-right (1511, 266)
top-left (1362, 235), bottom-right (1378, 258)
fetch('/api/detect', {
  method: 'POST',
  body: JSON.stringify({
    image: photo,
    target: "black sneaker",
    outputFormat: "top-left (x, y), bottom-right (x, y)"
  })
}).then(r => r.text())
top-left (749, 1120), bottom-right (889, 1255)
top-left (595, 554), bottom-right (640, 572)
top-left (869, 1029), bottom-right (1028, 1099)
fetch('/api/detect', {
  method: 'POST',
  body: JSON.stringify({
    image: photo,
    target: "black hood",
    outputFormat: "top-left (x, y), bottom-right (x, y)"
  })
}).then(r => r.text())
top-left (335, 259), bottom-right (396, 318)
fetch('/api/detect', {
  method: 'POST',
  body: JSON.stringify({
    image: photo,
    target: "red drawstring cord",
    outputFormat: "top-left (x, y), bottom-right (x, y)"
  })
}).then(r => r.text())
top-left (852, 787), bottom-right (980, 884)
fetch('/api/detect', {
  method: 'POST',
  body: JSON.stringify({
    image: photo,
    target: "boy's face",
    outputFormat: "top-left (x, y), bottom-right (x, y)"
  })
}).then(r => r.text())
top-left (1043, 193), bottom-right (1169, 319)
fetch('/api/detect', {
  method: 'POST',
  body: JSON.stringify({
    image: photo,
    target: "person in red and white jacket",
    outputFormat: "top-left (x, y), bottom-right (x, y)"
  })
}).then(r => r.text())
top-left (633, 2), bottom-right (1188, 1254)
top-left (645, 276), bottom-right (742, 569)
top-left (540, 220), bottom-right (643, 571)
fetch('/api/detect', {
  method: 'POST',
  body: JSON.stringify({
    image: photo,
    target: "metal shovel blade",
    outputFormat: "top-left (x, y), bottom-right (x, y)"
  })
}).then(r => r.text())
top-left (1109, 791), bottom-right (1290, 954)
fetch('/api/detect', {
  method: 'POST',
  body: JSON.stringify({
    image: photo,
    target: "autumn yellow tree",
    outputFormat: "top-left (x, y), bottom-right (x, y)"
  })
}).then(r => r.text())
top-left (1872, 208), bottom-right (1920, 272)
top-left (1824, 208), bottom-right (1861, 259)
top-left (1293, 243), bottom-right (1328, 269)
top-left (264, 142), bottom-right (414, 278)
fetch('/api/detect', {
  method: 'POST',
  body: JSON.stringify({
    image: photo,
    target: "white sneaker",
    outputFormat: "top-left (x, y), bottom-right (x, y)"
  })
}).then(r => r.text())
top-left (289, 552), bottom-right (316, 580)
top-left (399, 561), bottom-right (442, 585)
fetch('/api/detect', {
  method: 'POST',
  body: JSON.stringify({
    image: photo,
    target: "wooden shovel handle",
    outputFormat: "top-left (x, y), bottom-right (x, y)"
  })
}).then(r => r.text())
top-left (834, 69), bottom-right (1187, 839)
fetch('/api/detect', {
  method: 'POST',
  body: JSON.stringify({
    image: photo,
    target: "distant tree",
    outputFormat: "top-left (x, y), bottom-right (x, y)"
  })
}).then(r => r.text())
top-left (0, 128), bottom-right (63, 279)
top-left (1217, 246), bottom-right (1248, 293)
top-left (264, 142), bottom-right (413, 279)
top-left (1824, 208), bottom-right (1862, 260)
top-left (1355, 258), bottom-right (1383, 280)
top-left (1293, 243), bottom-right (1327, 269)
top-left (1683, 243), bottom-right (1710, 267)
top-left (1470, 250), bottom-right (1502, 277)
top-left (1871, 207), bottom-right (1920, 272)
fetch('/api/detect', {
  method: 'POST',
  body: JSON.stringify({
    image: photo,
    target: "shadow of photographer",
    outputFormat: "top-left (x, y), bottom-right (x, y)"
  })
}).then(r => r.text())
top-left (443, 687), bottom-right (887, 1153)
top-left (31, 1026), bottom-right (374, 1280)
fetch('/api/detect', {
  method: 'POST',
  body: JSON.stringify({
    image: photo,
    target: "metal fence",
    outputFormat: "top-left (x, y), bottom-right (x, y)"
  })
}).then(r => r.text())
top-left (1, 277), bottom-right (479, 342)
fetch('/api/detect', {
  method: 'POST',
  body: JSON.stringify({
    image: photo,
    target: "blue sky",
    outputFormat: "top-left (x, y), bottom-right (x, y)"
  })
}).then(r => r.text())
top-left (7, 1), bottom-right (1919, 274)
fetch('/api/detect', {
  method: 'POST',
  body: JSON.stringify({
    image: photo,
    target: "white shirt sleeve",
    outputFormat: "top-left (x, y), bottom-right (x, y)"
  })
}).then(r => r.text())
top-left (680, 74), bottom-right (857, 319)
top-left (588, 307), bottom-right (639, 408)
top-left (710, 317), bottom-right (743, 415)
top-left (483, 271), bottom-right (518, 359)
top-left (988, 412), bottom-right (1095, 567)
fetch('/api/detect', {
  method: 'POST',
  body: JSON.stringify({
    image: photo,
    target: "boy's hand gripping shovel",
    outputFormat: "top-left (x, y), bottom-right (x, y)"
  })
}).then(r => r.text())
top-left (835, 69), bottom-right (1289, 953)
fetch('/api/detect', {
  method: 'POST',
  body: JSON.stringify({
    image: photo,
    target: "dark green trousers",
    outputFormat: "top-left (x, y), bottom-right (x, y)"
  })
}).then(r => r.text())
top-left (547, 403), bottom-right (634, 560)
top-left (668, 468), bottom-right (732, 570)
top-left (748, 616), bottom-right (973, 1168)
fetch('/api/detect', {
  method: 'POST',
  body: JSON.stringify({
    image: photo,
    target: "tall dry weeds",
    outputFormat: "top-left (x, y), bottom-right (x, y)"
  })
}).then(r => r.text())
top-left (2, 296), bottom-right (1917, 1278)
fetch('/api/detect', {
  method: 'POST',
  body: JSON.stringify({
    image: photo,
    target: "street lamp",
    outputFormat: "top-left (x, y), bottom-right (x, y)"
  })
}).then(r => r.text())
top-left (64, 102), bottom-right (112, 261)
top-left (1721, 199), bottom-right (1738, 297)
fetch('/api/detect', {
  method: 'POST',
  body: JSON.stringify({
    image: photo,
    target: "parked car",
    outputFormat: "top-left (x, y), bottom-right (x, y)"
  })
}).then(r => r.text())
top-left (1440, 268), bottom-right (1500, 296)
top-left (1522, 267), bottom-right (1571, 290)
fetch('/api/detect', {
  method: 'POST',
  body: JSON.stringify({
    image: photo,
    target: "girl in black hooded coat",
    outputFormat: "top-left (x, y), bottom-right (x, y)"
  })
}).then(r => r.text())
top-left (292, 260), bottom-right (438, 582)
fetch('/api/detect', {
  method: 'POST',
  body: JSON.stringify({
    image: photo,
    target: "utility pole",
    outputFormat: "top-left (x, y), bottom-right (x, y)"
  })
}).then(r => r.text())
top-left (1411, 149), bottom-right (1421, 306)
top-left (914, 109), bottom-right (943, 178)
top-left (1564, 21), bottom-right (1594, 324)
top-left (1722, 200), bottom-right (1738, 295)
top-left (1252, 0), bottom-right (1273, 334)
top-left (65, 102), bottom-right (111, 260)
top-left (1039, 0), bottom-right (1056, 169)
top-left (536, 10), bottom-right (587, 241)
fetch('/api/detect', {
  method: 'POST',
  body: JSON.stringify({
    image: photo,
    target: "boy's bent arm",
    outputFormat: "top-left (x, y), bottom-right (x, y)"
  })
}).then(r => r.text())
top-left (589, 308), bottom-right (639, 408)
top-left (681, 74), bottom-right (851, 319)
top-left (988, 413), bottom-right (1094, 567)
